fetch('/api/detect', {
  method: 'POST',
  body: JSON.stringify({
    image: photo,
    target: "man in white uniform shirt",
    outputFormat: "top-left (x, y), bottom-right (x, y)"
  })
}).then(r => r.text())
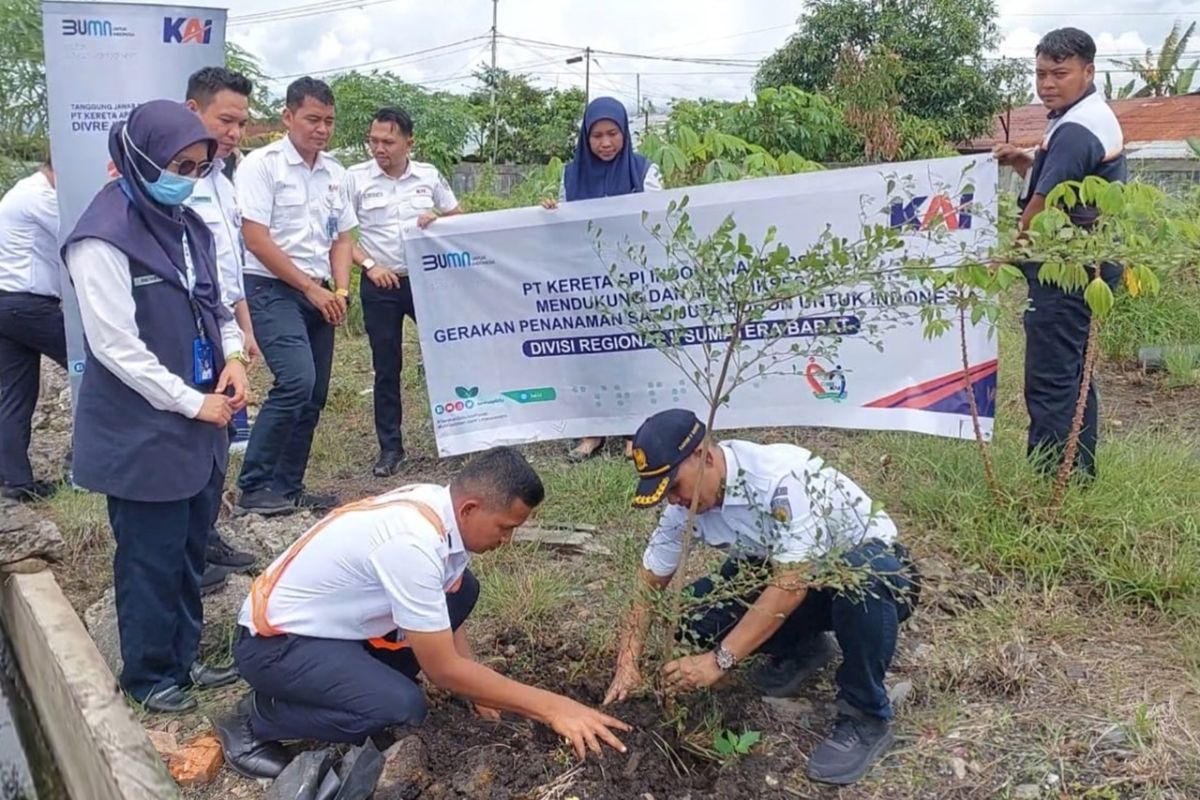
top-left (603, 409), bottom-right (919, 786)
top-left (234, 77), bottom-right (356, 517)
top-left (184, 67), bottom-right (260, 583)
top-left (0, 159), bottom-right (67, 502)
top-left (216, 447), bottom-right (630, 779)
top-left (345, 106), bottom-right (462, 477)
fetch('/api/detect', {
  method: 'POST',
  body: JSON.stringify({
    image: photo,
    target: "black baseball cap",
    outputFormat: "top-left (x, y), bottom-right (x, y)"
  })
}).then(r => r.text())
top-left (630, 409), bottom-right (707, 508)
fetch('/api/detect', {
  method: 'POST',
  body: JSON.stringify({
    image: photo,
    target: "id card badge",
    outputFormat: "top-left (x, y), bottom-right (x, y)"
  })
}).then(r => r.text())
top-left (326, 213), bottom-right (338, 239)
top-left (193, 338), bottom-right (216, 385)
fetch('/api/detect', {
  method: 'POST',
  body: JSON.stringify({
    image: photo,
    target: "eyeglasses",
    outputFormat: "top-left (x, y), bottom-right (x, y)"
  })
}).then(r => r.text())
top-left (168, 158), bottom-right (215, 178)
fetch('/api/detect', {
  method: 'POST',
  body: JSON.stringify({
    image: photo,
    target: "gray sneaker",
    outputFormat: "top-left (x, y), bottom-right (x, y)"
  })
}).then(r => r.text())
top-left (806, 708), bottom-right (894, 785)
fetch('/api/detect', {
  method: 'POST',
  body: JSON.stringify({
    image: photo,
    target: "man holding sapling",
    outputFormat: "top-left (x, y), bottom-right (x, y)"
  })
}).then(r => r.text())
top-left (994, 27), bottom-right (1125, 479)
top-left (604, 409), bottom-right (919, 786)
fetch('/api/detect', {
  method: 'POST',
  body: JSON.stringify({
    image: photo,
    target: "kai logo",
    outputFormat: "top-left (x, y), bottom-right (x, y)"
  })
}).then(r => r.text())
top-left (163, 17), bottom-right (212, 44)
top-left (889, 193), bottom-right (974, 231)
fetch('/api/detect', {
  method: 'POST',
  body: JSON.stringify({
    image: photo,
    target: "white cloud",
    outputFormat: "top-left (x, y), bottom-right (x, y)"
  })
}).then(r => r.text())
top-left (198, 0), bottom-right (1195, 102)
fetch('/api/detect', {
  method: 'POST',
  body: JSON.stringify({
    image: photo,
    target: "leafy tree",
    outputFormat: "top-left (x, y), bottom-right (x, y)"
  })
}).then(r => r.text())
top-left (0, 0), bottom-right (47, 161)
top-left (468, 68), bottom-right (586, 164)
top-left (327, 70), bottom-right (473, 177)
top-left (756, 0), bottom-right (1012, 143)
top-left (225, 41), bottom-right (278, 122)
top-left (1111, 20), bottom-right (1198, 97)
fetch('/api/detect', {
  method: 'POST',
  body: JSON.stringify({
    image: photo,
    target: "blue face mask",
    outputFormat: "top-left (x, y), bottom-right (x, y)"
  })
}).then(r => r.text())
top-left (144, 171), bottom-right (198, 206)
top-left (122, 126), bottom-right (200, 206)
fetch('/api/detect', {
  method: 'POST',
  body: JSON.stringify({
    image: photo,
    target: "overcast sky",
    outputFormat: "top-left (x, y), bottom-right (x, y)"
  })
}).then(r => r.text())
top-left (178, 0), bottom-right (1199, 105)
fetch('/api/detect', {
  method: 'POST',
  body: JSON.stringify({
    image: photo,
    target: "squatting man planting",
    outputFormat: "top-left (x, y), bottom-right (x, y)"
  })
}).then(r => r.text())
top-left (604, 409), bottom-right (920, 786)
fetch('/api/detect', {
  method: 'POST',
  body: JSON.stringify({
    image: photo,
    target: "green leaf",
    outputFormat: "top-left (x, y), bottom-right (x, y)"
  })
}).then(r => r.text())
top-left (1083, 277), bottom-right (1115, 318)
top-left (739, 730), bottom-right (762, 751)
top-left (454, 386), bottom-right (470, 399)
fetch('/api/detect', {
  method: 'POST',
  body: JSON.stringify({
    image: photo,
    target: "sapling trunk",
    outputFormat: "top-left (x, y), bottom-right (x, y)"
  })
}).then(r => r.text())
top-left (959, 302), bottom-right (1003, 505)
top-left (1048, 309), bottom-right (1100, 512)
top-left (659, 312), bottom-right (742, 710)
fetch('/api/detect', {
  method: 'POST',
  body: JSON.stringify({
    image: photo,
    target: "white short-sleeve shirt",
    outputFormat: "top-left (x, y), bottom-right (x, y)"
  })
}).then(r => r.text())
top-left (642, 440), bottom-right (897, 577)
top-left (237, 484), bottom-right (471, 640)
top-left (0, 170), bottom-right (61, 298)
top-left (235, 137), bottom-right (357, 282)
top-left (185, 159), bottom-right (244, 307)
top-left (344, 158), bottom-right (458, 271)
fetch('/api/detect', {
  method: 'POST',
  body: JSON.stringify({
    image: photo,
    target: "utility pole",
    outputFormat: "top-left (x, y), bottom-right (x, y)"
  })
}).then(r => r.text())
top-left (635, 73), bottom-right (640, 115)
top-left (566, 47), bottom-right (592, 107)
top-left (489, 0), bottom-right (499, 163)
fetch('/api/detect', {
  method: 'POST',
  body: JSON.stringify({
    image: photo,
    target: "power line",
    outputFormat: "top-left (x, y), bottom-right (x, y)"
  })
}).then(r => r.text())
top-left (230, 0), bottom-right (397, 26)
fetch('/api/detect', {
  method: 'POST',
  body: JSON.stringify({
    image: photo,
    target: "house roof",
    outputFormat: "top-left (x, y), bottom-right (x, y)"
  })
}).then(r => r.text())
top-left (962, 93), bottom-right (1200, 152)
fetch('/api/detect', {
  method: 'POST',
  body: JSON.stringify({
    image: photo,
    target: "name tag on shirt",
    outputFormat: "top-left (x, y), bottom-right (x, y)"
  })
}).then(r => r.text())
top-left (133, 275), bottom-right (164, 288)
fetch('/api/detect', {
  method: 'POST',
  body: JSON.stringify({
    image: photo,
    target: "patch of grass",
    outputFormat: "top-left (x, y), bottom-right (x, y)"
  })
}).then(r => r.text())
top-left (1163, 344), bottom-right (1200, 388)
top-left (532, 457), bottom-right (645, 534)
top-left (866, 427), bottom-right (1200, 610)
top-left (1100, 267), bottom-right (1200, 363)
top-left (473, 544), bottom-right (574, 631)
top-left (41, 488), bottom-right (108, 560)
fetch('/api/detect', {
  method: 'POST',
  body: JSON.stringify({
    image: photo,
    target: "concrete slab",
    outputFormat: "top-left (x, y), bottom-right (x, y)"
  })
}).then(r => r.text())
top-left (1, 571), bottom-right (180, 800)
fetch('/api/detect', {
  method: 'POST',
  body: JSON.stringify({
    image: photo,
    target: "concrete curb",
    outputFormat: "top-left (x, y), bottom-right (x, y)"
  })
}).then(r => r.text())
top-left (1, 571), bottom-right (181, 800)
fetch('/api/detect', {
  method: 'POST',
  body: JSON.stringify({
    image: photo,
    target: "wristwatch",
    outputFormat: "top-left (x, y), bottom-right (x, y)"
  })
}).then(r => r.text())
top-left (361, 257), bottom-right (377, 271)
top-left (226, 351), bottom-right (249, 366)
top-left (713, 644), bottom-right (737, 672)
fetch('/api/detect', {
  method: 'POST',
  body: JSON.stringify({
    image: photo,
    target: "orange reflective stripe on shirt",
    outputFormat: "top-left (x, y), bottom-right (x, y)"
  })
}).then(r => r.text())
top-left (249, 491), bottom-right (447, 638)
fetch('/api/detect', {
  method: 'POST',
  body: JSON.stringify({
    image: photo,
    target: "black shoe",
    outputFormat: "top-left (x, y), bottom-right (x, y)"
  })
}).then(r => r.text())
top-left (235, 488), bottom-right (297, 517)
top-left (289, 490), bottom-right (340, 512)
top-left (0, 481), bottom-right (57, 503)
top-left (207, 530), bottom-right (257, 572)
top-left (201, 564), bottom-right (231, 596)
top-left (806, 706), bottom-right (895, 785)
top-left (189, 660), bottom-right (240, 690)
top-left (752, 632), bottom-right (838, 697)
top-left (215, 692), bottom-right (291, 780)
top-left (143, 685), bottom-right (198, 714)
top-left (371, 449), bottom-right (406, 478)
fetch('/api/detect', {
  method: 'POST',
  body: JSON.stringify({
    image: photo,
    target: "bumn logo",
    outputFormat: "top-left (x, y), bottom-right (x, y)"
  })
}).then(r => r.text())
top-left (62, 18), bottom-right (113, 36)
top-left (889, 193), bottom-right (974, 231)
top-left (422, 251), bottom-right (473, 271)
top-left (163, 17), bottom-right (212, 44)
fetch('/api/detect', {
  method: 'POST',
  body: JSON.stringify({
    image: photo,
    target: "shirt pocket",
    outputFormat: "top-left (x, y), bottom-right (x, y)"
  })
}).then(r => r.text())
top-left (409, 195), bottom-right (434, 210)
top-left (360, 193), bottom-right (394, 226)
top-left (274, 188), bottom-right (307, 227)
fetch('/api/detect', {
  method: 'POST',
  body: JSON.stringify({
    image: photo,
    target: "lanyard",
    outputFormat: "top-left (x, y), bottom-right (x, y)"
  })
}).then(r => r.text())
top-left (180, 231), bottom-right (207, 341)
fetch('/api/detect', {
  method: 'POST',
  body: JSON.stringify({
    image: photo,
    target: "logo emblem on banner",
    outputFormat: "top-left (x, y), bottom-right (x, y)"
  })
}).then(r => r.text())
top-left (61, 18), bottom-right (131, 37)
top-left (163, 17), bottom-right (212, 44)
top-left (805, 357), bottom-right (847, 402)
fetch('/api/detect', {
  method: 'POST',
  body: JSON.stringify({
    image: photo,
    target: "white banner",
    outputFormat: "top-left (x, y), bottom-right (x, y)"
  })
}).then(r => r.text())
top-left (43, 1), bottom-right (227, 390)
top-left (406, 156), bottom-right (999, 457)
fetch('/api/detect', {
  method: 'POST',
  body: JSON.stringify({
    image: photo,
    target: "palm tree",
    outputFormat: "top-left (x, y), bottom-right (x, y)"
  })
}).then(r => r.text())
top-left (1110, 20), bottom-right (1198, 98)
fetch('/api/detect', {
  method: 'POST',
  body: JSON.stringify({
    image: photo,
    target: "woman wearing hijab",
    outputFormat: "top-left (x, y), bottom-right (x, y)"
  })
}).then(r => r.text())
top-left (542, 96), bottom-right (662, 462)
top-left (63, 100), bottom-right (249, 713)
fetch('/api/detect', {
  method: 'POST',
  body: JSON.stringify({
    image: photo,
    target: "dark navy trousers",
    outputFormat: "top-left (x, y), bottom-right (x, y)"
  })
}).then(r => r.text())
top-left (360, 275), bottom-right (416, 454)
top-left (235, 569), bottom-right (479, 743)
top-left (0, 291), bottom-right (67, 487)
top-left (682, 540), bottom-right (917, 721)
top-left (107, 462), bottom-right (223, 701)
top-left (1021, 262), bottom-right (1121, 478)
top-left (238, 276), bottom-right (334, 497)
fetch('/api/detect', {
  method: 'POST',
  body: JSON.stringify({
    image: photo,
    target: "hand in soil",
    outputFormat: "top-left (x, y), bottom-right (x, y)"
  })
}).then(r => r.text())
top-left (546, 698), bottom-right (631, 760)
top-left (473, 702), bottom-right (502, 722)
top-left (662, 652), bottom-right (723, 693)
top-left (603, 660), bottom-right (644, 706)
